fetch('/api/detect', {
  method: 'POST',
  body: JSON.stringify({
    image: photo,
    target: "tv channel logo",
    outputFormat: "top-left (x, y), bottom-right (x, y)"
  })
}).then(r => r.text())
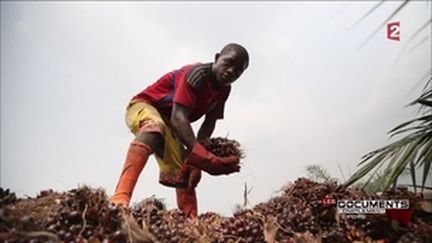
top-left (387, 21), bottom-right (400, 41)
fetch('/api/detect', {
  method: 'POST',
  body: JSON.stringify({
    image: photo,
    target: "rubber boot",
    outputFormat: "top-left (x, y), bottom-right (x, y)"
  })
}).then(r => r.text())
top-left (176, 188), bottom-right (198, 218)
top-left (110, 140), bottom-right (152, 206)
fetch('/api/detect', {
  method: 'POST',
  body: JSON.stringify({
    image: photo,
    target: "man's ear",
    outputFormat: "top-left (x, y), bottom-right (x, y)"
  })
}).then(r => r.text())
top-left (214, 53), bottom-right (220, 62)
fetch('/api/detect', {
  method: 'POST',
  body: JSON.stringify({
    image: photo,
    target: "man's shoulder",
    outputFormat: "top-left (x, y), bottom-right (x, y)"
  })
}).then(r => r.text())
top-left (184, 63), bottom-right (212, 89)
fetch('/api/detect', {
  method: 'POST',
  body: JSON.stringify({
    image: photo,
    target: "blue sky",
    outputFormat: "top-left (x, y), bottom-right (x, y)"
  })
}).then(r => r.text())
top-left (1, 1), bottom-right (430, 215)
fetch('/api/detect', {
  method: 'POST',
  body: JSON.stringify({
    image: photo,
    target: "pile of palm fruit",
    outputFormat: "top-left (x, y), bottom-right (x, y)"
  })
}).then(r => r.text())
top-left (1, 138), bottom-right (431, 242)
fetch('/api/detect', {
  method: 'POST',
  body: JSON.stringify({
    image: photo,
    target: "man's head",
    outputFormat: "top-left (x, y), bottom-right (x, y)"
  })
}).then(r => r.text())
top-left (212, 43), bottom-right (249, 87)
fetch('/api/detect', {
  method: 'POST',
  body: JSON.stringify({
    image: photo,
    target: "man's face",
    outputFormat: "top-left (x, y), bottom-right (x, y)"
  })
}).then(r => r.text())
top-left (212, 49), bottom-right (248, 87)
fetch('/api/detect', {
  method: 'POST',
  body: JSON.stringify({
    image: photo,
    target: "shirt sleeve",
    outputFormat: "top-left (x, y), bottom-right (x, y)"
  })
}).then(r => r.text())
top-left (173, 67), bottom-right (198, 111)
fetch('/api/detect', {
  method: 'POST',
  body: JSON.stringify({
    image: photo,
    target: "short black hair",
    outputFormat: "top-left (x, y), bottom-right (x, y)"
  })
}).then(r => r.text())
top-left (220, 43), bottom-right (249, 67)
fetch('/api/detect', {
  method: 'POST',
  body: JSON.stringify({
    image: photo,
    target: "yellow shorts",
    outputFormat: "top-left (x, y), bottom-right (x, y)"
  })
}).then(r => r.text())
top-left (125, 101), bottom-right (185, 187)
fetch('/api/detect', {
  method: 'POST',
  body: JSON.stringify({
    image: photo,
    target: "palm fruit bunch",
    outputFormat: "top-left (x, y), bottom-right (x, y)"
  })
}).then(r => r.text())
top-left (215, 209), bottom-right (265, 242)
top-left (43, 187), bottom-right (125, 242)
top-left (202, 137), bottom-right (245, 159)
top-left (0, 186), bottom-right (127, 242)
top-left (1, 174), bottom-right (432, 242)
top-left (130, 197), bottom-right (186, 243)
top-left (0, 188), bottom-right (18, 207)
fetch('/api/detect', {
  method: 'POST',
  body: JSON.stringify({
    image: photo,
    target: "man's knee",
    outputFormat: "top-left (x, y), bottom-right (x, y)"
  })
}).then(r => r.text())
top-left (135, 132), bottom-right (164, 157)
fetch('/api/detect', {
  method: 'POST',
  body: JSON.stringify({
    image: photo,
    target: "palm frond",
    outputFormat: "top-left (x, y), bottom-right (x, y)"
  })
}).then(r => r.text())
top-left (407, 18), bottom-right (432, 43)
top-left (381, 138), bottom-right (419, 191)
top-left (345, 77), bottom-right (432, 192)
top-left (395, 18), bottom-right (431, 60)
top-left (410, 159), bottom-right (417, 193)
top-left (410, 86), bottom-right (432, 106)
top-left (407, 70), bottom-right (432, 96)
top-left (361, 152), bottom-right (390, 189)
top-left (349, 0), bottom-right (386, 30)
top-left (388, 115), bottom-right (432, 135)
top-left (357, 0), bottom-right (410, 50)
top-left (420, 145), bottom-right (432, 191)
top-left (344, 153), bottom-right (389, 187)
top-left (408, 36), bottom-right (429, 52)
top-left (417, 99), bottom-right (432, 107)
top-left (359, 135), bottom-right (419, 165)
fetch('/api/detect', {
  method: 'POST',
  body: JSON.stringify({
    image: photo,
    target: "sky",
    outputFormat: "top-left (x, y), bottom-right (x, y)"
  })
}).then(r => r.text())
top-left (1, 1), bottom-right (431, 216)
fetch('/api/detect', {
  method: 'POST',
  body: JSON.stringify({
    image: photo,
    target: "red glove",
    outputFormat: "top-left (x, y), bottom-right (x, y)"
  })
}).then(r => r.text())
top-left (177, 164), bottom-right (201, 189)
top-left (185, 143), bottom-right (240, 176)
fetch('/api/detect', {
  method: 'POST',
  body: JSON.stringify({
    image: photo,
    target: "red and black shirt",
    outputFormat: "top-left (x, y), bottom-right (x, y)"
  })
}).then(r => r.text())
top-left (132, 63), bottom-right (231, 122)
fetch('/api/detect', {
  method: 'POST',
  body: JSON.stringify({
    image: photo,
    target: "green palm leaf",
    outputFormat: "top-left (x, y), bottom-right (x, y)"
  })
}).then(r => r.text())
top-left (358, 0), bottom-right (410, 50)
top-left (349, 0), bottom-right (386, 30)
top-left (382, 137), bottom-right (420, 191)
top-left (345, 77), bottom-right (432, 192)
top-left (421, 145), bottom-right (432, 192)
top-left (410, 159), bottom-right (417, 193)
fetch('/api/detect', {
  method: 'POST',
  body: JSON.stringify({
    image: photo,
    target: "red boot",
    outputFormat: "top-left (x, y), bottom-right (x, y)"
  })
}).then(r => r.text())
top-left (110, 140), bottom-right (152, 206)
top-left (176, 188), bottom-right (198, 218)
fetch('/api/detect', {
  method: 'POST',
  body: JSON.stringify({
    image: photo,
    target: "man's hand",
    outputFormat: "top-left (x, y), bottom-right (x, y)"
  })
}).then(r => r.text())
top-left (185, 143), bottom-right (240, 175)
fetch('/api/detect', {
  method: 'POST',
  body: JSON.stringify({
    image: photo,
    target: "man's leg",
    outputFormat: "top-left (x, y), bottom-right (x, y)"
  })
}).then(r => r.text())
top-left (110, 132), bottom-right (163, 206)
top-left (176, 188), bottom-right (198, 218)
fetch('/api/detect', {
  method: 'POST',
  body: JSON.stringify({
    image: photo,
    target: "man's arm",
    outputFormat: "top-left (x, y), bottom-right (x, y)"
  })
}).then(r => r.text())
top-left (171, 102), bottom-right (197, 150)
top-left (172, 102), bottom-right (240, 176)
top-left (197, 115), bottom-right (217, 141)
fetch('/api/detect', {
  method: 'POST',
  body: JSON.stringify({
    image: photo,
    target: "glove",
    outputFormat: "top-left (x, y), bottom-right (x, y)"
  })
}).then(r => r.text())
top-left (177, 164), bottom-right (202, 189)
top-left (185, 143), bottom-right (240, 176)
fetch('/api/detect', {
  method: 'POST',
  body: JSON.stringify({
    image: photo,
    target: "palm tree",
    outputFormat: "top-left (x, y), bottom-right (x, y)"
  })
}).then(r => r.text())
top-left (344, 78), bottom-right (432, 192)
top-left (343, 1), bottom-right (431, 193)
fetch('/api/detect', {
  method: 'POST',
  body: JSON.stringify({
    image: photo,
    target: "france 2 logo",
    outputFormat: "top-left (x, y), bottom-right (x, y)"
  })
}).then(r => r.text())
top-left (387, 21), bottom-right (400, 41)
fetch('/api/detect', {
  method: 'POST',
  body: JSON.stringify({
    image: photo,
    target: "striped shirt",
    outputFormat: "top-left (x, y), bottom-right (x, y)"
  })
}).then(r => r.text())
top-left (132, 63), bottom-right (231, 122)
